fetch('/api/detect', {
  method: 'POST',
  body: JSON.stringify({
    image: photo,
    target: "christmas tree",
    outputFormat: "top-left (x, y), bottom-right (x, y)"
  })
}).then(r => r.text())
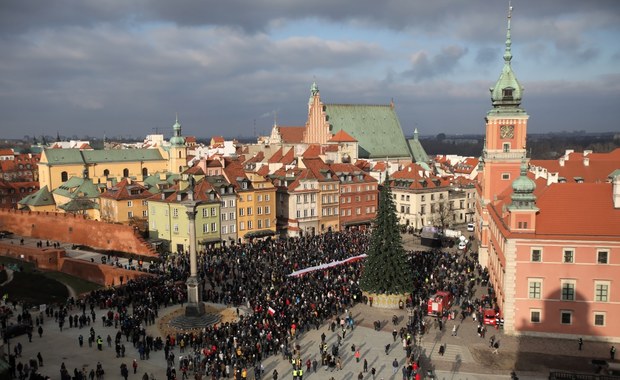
top-left (360, 174), bottom-right (413, 294)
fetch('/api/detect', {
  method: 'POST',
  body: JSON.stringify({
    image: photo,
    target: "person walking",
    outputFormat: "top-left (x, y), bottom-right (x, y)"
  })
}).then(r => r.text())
top-left (392, 358), bottom-right (399, 374)
top-left (611, 346), bottom-right (616, 361)
top-left (120, 363), bottom-right (129, 380)
top-left (452, 325), bottom-right (457, 336)
top-left (363, 358), bottom-right (368, 372)
top-left (132, 359), bottom-right (138, 374)
top-left (578, 337), bottom-right (583, 351)
top-left (37, 326), bottom-right (43, 338)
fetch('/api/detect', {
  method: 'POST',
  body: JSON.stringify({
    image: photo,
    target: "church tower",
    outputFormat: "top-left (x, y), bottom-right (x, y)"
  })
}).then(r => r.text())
top-left (480, 4), bottom-right (529, 205)
top-left (303, 81), bottom-right (331, 145)
top-left (168, 116), bottom-right (187, 174)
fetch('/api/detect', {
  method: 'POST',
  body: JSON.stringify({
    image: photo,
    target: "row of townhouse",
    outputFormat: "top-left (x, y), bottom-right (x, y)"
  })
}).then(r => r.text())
top-left (390, 163), bottom-right (477, 231)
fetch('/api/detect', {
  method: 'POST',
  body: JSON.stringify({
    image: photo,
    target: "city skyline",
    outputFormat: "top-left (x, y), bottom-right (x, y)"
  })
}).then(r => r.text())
top-left (1, 0), bottom-right (619, 140)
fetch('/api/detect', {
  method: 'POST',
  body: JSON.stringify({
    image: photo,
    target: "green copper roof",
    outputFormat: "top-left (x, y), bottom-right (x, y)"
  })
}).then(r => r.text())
top-left (43, 148), bottom-right (164, 165)
top-left (490, 5), bottom-right (524, 112)
top-left (18, 185), bottom-right (55, 207)
top-left (170, 116), bottom-right (186, 146)
top-left (53, 177), bottom-right (101, 199)
top-left (58, 198), bottom-right (99, 212)
top-left (325, 104), bottom-right (412, 159)
top-left (509, 158), bottom-right (537, 210)
top-left (143, 172), bottom-right (179, 194)
top-left (407, 128), bottom-right (430, 164)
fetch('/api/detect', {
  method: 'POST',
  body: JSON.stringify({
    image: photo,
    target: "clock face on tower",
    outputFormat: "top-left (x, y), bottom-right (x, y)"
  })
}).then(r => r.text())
top-left (500, 125), bottom-right (514, 139)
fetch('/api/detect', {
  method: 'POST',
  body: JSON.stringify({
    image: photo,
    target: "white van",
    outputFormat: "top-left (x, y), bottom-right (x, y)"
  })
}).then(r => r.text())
top-left (467, 223), bottom-right (475, 232)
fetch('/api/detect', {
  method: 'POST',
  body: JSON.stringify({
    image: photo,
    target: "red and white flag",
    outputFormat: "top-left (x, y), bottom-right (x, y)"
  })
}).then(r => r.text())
top-left (268, 306), bottom-right (276, 316)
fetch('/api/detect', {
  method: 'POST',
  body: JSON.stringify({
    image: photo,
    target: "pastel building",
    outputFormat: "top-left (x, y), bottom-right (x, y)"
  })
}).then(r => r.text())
top-left (476, 6), bottom-right (620, 341)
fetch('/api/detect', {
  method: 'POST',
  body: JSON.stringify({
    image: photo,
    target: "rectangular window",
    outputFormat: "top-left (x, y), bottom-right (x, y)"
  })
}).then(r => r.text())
top-left (530, 310), bottom-right (541, 323)
top-left (239, 221), bottom-right (245, 231)
top-left (202, 208), bottom-right (208, 218)
top-left (228, 199), bottom-right (235, 208)
top-left (247, 207), bottom-right (252, 216)
top-left (127, 211), bottom-right (133, 219)
top-left (563, 249), bottom-right (574, 263)
top-left (561, 311), bottom-right (572, 325)
top-left (211, 207), bottom-right (217, 217)
top-left (230, 224), bottom-right (236, 233)
top-left (257, 195), bottom-right (262, 202)
top-left (248, 220), bottom-right (253, 230)
top-left (173, 224), bottom-right (179, 234)
top-left (421, 195), bottom-right (425, 202)
top-left (296, 210), bottom-right (301, 218)
top-left (127, 200), bottom-right (133, 207)
top-left (265, 219), bottom-right (270, 228)
top-left (202, 224), bottom-right (209, 234)
top-left (502, 173), bottom-right (510, 180)
top-left (528, 279), bottom-right (542, 299)
top-left (265, 194), bottom-right (270, 201)
top-left (597, 250), bottom-right (609, 264)
top-left (173, 208), bottom-right (178, 218)
top-left (561, 280), bottom-right (575, 301)
top-left (142, 210), bottom-right (148, 217)
top-left (257, 219), bottom-right (262, 229)
top-left (594, 312), bottom-right (606, 327)
top-left (239, 208), bottom-right (244, 216)
top-left (531, 248), bottom-right (542, 262)
top-left (257, 207), bottom-right (262, 215)
top-left (229, 212), bottom-right (235, 220)
top-left (265, 206), bottom-right (270, 214)
top-left (211, 223), bottom-right (217, 232)
top-left (594, 282), bottom-right (609, 302)
top-left (296, 195), bottom-right (301, 204)
top-left (221, 225), bottom-right (227, 234)
top-left (221, 213), bottom-right (227, 221)
top-left (247, 195), bottom-right (252, 201)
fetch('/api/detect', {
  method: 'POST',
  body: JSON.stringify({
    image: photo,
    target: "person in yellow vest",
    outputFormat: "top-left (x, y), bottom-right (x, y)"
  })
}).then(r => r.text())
top-left (241, 367), bottom-right (247, 379)
top-left (298, 368), bottom-right (304, 379)
top-left (292, 368), bottom-right (298, 380)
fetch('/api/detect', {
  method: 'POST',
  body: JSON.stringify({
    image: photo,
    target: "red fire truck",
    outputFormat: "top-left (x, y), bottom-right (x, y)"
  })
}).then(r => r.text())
top-left (427, 291), bottom-right (453, 316)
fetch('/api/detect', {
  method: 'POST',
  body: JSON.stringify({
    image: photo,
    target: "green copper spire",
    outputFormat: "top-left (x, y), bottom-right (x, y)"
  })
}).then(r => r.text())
top-left (170, 114), bottom-right (186, 146)
top-left (490, 2), bottom-right (524, 110)
top-left (309, 81), bottom-right (319, 106)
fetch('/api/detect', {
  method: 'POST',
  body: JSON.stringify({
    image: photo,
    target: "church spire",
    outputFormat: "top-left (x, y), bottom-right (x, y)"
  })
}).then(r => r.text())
top-left (503, 1), bottom-right (513, 64)
top-left (489, 2), bottom-right (524, 110)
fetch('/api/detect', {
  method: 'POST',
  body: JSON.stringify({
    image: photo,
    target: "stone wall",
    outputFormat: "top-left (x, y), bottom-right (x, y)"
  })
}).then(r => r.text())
top-left (0, 209), bottom-right (157, 257)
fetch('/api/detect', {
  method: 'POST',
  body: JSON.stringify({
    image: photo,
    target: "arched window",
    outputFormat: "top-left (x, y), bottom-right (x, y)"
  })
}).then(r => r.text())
top-left (142, 167), bottom-right (148, 177)
top-left (123, 168), bottom-right (129, 178)
top-left (61, 171), bottom-right (68, 182)
top-left (103, 169), bottom-right (110, 177)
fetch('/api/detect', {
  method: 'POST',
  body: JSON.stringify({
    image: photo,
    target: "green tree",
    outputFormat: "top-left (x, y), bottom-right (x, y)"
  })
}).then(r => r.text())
top-left (360, 174), bottom-right (413, 294)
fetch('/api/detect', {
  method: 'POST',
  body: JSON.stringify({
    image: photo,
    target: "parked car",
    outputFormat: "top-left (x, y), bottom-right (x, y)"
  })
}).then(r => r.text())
top-left (467, 223), bottom-right (475, 232)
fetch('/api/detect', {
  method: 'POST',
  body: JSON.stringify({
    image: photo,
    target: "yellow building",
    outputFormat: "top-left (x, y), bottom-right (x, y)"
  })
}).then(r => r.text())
top-left (38, 148), bottom-right (168, 192)
top-left (100, 178), bottom-right (152, 225)
top-left (223, 160), bottom-right (277, 241)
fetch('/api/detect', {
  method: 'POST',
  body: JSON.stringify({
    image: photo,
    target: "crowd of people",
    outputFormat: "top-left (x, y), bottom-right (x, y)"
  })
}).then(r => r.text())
top-left (3, 229), bottom-right (493, 380)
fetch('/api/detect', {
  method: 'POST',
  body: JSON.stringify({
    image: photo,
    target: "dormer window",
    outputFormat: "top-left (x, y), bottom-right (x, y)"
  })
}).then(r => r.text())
top-left (241, 181), bottom-right (248, 189)
top-left (502, 88), bottom-right (513, 99)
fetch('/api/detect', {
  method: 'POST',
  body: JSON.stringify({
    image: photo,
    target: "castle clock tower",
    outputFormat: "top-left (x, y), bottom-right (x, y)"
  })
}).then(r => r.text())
top-left (480, 4), bottom-right (528, 205)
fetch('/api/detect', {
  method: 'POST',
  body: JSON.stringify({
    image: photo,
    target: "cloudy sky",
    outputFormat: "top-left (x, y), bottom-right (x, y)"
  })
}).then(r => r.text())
top-left (1, 0), bottom-right (619, 141)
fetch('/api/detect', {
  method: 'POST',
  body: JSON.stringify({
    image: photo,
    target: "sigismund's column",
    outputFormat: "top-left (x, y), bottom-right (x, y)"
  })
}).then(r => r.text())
top-left (184, 201), bottom-right (205, 317)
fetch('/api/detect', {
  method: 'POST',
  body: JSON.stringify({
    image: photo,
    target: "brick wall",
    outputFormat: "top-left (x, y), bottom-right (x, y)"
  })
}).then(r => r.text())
top-left (0, 242), bottom-right (151, 288)
top-left (0, 209), bottom-right (157, 257)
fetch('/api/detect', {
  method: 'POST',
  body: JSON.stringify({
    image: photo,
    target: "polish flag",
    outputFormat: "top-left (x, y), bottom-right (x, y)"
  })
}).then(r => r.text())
top-left (268, 306), bottom-right (276, 316)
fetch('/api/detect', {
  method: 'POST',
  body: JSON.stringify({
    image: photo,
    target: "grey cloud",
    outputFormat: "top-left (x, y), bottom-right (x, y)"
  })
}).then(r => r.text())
top-left (404, 46), bottom-right (468, 81)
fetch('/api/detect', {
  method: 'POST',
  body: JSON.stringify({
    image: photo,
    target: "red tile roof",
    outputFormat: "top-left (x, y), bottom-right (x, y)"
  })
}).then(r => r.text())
top-left (329, 130), bottom-right (357, 143)
top-left (302, 144), bottom-right (322, 158)
top-left (530, 148), bottom-right (620, 183)
top-left (101, 179), bottom-right (152, 200)
top-left (535, 183), bottom-right (619, 238)
top-left (278, 126), bottom-right (305, 143)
